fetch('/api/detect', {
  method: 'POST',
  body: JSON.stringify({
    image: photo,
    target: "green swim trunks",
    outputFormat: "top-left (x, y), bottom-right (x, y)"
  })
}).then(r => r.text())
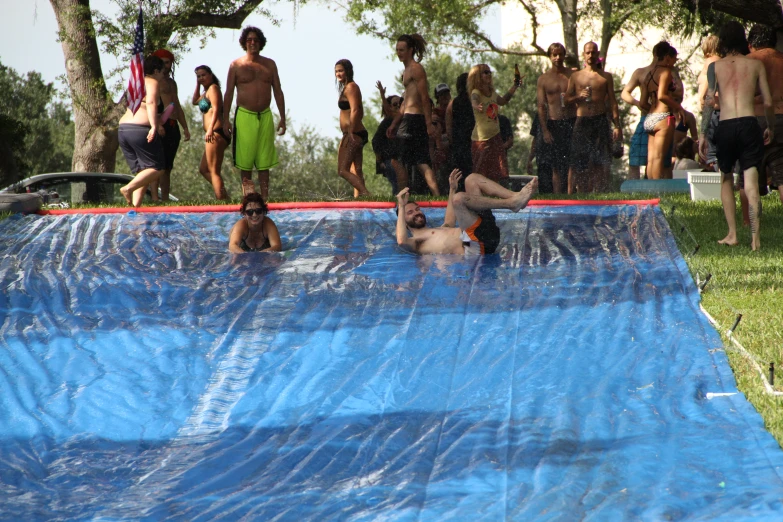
top-left (233, 106), bottom-right (279, 171)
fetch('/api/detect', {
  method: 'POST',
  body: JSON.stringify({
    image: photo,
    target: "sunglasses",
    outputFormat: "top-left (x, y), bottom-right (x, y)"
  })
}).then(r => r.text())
top-left (244, 209), bottom-right (265, 216)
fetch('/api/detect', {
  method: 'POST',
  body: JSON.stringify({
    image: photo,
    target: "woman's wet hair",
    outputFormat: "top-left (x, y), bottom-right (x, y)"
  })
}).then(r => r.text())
top-left (194, 65), bottom-right (221, 89)
top-left (144, 55), bottom-right (164, 76)
top-left (240, 26), bottom-right (266, 51)
top-left (397, 34), bottom-right (427, 62)
top-left (701, 35), bottom-right (719, 57)
top-left (718, 21), bottom-right (750, 57)
top-left (676, 137), bottom-right (696, 160)
top-left (335, 59), bottom-right (354, 93)
top-left (240, 192), bottom-right (269, 215)
top-left (652, 41), bottom-right (673, 60)
top-left (748, 24), bottom-right (777, 50)
top-left (456, 72), bottom-right (468, 96)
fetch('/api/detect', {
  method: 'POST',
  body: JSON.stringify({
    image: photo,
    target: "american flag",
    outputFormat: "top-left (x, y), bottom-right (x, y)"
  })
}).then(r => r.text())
top-left (126, 6), bottom-right (145, 114)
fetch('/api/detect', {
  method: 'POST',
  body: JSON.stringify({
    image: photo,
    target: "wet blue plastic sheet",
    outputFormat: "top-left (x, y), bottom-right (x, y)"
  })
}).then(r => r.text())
top-left (1, 205), bottom-right (783, 520)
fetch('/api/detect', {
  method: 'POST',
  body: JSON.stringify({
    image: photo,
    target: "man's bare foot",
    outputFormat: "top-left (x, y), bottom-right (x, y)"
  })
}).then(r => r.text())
top-left (119, 186), bottom-right (132, 205)
top-left (717, 235), bottom-right (738, 246)
top-left (510, 178), bottom-right (538, 212)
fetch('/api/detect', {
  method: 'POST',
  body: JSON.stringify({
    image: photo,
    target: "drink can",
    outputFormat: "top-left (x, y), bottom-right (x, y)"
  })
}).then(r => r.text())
top-left (585, 86), bottom-right (592, 103)
top-left (560, 92), bottom-right (566, 108)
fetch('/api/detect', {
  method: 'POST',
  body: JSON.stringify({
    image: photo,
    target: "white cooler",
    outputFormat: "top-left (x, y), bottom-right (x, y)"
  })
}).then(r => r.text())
top-left (687, 171), bottom-right (736, 201)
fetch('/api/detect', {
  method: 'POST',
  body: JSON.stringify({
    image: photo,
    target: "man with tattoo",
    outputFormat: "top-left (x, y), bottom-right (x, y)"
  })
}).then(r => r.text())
top-left (699, 21), bottom-right (774, 251)
top-left (564, 42), bottom-right (622, 193)
top-left (748, 24), bottom-right (783, 204)
top-left (387, 34), bottom-right (440, 195)
top-left (536, 42), bottom-right (576, 192)
top-left (396, 169), bottom-right (537, 255)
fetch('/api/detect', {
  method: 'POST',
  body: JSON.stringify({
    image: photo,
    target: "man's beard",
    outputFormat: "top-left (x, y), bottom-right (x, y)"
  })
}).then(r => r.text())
top-left (407, 214), bottom-right (427, 229)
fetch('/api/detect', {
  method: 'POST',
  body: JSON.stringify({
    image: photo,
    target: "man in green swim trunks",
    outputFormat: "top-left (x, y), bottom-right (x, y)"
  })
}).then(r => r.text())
top-left (224, 26), bottom-right (286, 200)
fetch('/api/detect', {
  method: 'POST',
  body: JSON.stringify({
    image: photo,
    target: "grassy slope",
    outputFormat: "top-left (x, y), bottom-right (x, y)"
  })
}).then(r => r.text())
top-left (16, 190), bottom-right (783, 446)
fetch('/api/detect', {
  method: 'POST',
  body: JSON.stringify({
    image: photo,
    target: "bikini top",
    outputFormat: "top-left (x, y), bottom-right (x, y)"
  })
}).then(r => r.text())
top-left (240, 235), bottom-right (271, 252)
top-left (647, 66), bottom-right (676, 96)
top-left (198, 97), bottom-right (211, 114)
top-left (338, 98), bottom-right (350, 111)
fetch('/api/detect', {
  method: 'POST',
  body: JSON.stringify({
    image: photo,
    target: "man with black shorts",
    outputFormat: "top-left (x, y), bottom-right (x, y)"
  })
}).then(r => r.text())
top-left (700, 21), bottom-right (774, 251)
top-left (536, 42), bottom-right (576, 192)
top-left (564, 42), bottom-right (622, 193)
top-left (387, 34), bottom-right (439, 196)
top-left (396, 169), bottom-right (537, 255)
top-left (748, 24), bottom-right (783, 204)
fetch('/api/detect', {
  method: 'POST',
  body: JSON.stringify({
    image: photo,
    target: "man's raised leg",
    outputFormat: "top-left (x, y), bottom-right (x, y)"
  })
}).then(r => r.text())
top-left (457, 174), bottom-right (538, 213)
top-left (718, 172), bottom-right (739, 246)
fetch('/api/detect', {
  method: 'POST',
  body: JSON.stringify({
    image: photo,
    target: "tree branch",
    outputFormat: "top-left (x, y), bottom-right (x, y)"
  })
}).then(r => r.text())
top-left (518, 0), bottom-right (548, 55)
top-left (167, 0), bottom-right (265, 29)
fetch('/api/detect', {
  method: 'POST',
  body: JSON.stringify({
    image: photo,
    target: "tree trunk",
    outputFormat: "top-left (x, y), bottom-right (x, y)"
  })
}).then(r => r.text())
top-left (50, 0), bottom-right (124, 173)
top-left (599, 0), bottom-right (612, 67)
top-left (555, 0), bottom-right (580, 69)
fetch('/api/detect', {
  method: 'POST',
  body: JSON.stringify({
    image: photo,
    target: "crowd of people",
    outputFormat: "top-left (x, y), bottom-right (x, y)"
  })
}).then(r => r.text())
top-left (116, 22), bottom-right (782, 254)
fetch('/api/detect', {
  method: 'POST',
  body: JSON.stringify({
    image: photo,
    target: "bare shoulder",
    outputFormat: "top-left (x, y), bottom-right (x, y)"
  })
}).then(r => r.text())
top-left (344, 82), bottom-right (361, 95)
top-left (409, 61), bottom-right (426, 78)
top-left (258, 55), bottom-right (277, 68)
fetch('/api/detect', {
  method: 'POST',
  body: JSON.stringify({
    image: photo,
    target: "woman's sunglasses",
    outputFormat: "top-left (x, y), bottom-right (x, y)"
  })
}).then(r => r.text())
top-left (245, 209), bottom-right (265, 216)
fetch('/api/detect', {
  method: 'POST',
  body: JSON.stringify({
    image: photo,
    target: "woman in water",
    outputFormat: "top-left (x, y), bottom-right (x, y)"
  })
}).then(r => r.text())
top-left (467, 63), bottom-right (519, 182)
top-left (117, 55), bottom-right (167, 207)
top-left (335, 59), bottom-right (371, 197)
top-left (641, 41), bottom-right (684, 179)
top-left (192, 65), bottom-right (229, 199)
top-left (228, 192), bottom-right (281, 253)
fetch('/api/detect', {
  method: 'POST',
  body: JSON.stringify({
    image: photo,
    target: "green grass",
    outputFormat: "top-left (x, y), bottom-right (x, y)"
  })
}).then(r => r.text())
top-left (658, 192), bottom-right (783, 446)
top-left (26, 189), bottom-right (783, 446)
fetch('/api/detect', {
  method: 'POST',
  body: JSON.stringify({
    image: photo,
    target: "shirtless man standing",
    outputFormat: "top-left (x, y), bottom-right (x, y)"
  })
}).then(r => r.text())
top-left (397, 169), bottom-right (537, 255)
top-left (697, 36), bottom-right (721, 171)
top-left (387, 34), bottom-right (439, 196)
top-left (151, 49), bottom-right (190, 201)
top-left (564, 42), bottom-right (622, 193)
top-left (748, 24), bottom-right (783, 204)
top-left (699, 21), bottom-right (774, 251)
top-left (621, 50), bottom-right (657, 180)
top-left (536, 42), bottom-right (576, 193)
top-left (224, 26), bottom-right (286, 199)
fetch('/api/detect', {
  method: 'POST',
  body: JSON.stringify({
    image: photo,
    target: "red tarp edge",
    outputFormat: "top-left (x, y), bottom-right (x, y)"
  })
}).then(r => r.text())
top-left (38, 199), bottom-right (659, 215)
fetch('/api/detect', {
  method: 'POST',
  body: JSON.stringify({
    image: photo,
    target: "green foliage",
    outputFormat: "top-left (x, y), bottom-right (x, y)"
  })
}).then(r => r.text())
top-left (93, 0), bottom-right (303, 92)
top-left (0, 62), bottom-right (74, 187)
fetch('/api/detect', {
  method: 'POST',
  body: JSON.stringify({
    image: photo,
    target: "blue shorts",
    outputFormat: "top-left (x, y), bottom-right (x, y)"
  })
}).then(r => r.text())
top-left (629, 116), bottom-right (648, 167)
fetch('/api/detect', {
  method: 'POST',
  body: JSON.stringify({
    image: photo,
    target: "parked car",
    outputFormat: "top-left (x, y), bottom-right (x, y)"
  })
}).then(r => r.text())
top-left (0, 172), bottom-right (178, 206)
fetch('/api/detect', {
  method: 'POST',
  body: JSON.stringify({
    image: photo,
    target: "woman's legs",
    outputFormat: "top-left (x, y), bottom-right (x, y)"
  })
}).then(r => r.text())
top-left (205, 137), bottom-right (229, 200)
top-left (338, 136), bottom-right (370, 196)
top-left (349, 143), bottom-right (367, 198)
top-left (120, 167), bottom-right (163, 207)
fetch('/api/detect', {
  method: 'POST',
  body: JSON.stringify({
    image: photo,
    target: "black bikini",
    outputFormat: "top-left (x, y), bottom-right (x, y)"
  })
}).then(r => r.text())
top-left (240, 235), bottom-right (271, 252)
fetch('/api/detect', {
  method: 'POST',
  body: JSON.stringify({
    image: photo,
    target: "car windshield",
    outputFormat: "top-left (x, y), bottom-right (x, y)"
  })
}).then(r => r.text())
top-left (25, 178), bottom-right (128, 204)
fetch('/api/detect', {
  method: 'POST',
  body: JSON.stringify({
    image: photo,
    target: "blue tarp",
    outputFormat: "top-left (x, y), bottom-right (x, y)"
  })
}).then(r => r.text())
top-left (1, 205), bottom-right (782, 520)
